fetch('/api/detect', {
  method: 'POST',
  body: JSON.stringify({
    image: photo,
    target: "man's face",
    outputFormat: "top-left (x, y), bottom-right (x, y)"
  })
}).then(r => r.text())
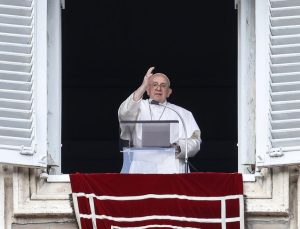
top-left (147, 74), bottom-right (172, 103)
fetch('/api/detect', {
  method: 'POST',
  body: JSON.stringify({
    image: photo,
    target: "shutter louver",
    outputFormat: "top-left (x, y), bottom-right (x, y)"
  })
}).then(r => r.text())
top-left (263, 0), bottom-right (300, 166)
top-left (0, 0), bottom-right (33, 153)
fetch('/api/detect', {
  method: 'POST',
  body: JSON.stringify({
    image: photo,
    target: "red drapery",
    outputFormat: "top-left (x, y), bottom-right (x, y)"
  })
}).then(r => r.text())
top-left (70, 172), bottom-right (244, 229)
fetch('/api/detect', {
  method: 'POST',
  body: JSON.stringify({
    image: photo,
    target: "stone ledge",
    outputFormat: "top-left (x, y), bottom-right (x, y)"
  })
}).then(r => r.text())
top-left (12, 222), bottom-right (78, 229)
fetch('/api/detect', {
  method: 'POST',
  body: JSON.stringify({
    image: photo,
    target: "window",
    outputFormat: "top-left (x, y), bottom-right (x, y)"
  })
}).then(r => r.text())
top-left (5, 0), bottom-right (298, 175)
top-left (61, 0), bottom-right (238, 174)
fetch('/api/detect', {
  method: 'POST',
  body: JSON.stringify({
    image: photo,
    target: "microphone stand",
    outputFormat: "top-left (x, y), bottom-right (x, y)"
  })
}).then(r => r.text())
top-left (150, 100), bottom-right (189, 173)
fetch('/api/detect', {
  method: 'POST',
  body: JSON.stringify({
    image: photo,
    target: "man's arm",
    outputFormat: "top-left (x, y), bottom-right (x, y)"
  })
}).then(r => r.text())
top-left (133, 66), bottom-right (155, 101)
top-left (118, 67), bottom-right (155, 120)
top-left (173, 111), bottom-right (202, 158)
top-left (176, 131), bottom-right (201, 158)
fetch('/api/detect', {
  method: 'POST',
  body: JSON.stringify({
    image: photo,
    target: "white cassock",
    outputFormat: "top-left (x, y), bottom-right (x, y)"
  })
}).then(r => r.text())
top-left (118, 93), bottom-right (201, 174)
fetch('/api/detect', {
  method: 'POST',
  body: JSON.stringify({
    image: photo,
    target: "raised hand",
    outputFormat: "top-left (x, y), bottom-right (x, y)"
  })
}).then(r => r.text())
top-left (141, 66), bottom-right (155, 89)
top-left (133, 67), bottom-right (155, 101)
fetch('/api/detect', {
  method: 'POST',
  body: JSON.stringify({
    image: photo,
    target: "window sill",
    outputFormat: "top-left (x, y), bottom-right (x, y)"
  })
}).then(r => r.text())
top-left (46, 173), bottom-right (257, 183)
top-left (242, 173), bottom-right (256, 182)
top-left (46, 174), bottom-right (70, 182)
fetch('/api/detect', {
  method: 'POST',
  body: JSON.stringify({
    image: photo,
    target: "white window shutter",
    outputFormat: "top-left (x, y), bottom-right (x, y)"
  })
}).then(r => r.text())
top-left (257, 0), bottom-right (300, 167)
top-left (0, 0), bottom-right (48, 167)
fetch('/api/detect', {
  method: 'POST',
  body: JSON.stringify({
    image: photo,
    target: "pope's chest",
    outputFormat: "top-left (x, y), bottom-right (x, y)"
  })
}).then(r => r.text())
top-left (139, 104), bottom-right (178, 120)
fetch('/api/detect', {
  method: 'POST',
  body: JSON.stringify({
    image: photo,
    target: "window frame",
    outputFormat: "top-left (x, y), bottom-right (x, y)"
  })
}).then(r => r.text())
top-left (47, 0), bottom-right (62, 174)
top-left (237, 0), bottom-right (256, 174)
top-left (5, 0), bottom-right (294, 177)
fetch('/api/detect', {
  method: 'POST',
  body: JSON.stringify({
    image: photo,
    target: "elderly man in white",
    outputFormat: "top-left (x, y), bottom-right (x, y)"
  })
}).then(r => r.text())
top-left (118, 67), bottom-right (201, 173)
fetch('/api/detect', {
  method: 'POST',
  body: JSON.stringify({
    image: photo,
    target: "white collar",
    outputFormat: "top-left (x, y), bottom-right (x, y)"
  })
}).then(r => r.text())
top-left (148, 99), bottom-right (168, 106)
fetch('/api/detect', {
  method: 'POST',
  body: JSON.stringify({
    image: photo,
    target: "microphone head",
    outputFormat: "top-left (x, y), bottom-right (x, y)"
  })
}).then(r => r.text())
top-left (150, 100), bottom-right (160, 105)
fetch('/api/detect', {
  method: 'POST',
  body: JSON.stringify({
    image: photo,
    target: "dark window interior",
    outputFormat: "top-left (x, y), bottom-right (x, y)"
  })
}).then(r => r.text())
top-left (62, 1), bottom-right (237, 173)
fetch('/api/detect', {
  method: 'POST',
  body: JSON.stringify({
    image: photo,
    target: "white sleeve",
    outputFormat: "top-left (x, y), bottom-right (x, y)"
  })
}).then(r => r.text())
top-left (177, 130), bottom-right (201, 158)
top-left (118, 93), bottom-right (142, 121)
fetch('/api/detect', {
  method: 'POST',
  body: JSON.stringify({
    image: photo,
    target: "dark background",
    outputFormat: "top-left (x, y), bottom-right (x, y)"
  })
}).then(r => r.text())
top-left (61, 1), bottom-right (238, 173)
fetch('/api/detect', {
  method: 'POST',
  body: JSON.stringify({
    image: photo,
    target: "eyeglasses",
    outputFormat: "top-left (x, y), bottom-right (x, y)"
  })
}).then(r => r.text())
top-left (151, 82), bottom-right (168, 89)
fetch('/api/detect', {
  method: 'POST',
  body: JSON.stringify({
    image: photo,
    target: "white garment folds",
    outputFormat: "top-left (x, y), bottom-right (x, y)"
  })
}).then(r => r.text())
top-left (121, 148), bottom-right (177, 174)
top-left (118, 93), bottom-right (201, 174)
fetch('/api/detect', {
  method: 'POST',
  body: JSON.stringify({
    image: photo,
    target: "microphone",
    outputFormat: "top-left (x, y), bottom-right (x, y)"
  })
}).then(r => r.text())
top-left (150, 100), bottom-right (189, 173)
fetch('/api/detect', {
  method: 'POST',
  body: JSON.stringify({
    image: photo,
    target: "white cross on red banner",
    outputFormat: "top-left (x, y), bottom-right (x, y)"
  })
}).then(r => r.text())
top-left (70, 173), bottom-right (244, 229)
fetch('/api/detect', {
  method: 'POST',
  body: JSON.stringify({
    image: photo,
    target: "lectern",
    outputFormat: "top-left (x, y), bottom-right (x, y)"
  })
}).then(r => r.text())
top-left (119, 120), bottom-right (179, 174)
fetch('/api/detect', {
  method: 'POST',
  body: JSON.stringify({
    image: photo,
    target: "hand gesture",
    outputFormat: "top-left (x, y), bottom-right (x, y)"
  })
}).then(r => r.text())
top-left (141, 67), bottom-right (155, 89)
top-left (133, 67), bottom-right (155, 101)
